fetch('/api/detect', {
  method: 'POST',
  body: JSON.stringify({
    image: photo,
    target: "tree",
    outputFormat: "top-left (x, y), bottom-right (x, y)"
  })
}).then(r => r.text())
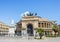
top-left (52, 23), bottom-right (58, 36)
top-left (36, 28), bottom-right (44, 39)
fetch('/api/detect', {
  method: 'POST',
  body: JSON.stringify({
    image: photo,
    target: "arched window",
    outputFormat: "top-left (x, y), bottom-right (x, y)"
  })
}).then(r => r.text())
top-left (38, 23), bottom-right (40, 27)
top-left (42, 23), bottom-right (44, 27)
top-left (45, 23), bottom-right (46, 28)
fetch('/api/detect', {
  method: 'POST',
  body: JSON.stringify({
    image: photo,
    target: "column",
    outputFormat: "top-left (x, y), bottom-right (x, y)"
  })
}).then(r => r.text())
top-left (40, 22), bottom-right (42, 28)
top-left (22, 30), bottom-right (25, 37)
top-left (43, 23), bottom-right (45, 28)
top-left (46, 23), bottom-right (47, 28)
top-left (34, 30), bottom-right (36, 37)
top-left (47, 23), bottom-right (49, 28)
top-left (47, 23), bottom-right (48, 28)
top-left (48, 23), bottom-right (49, 28)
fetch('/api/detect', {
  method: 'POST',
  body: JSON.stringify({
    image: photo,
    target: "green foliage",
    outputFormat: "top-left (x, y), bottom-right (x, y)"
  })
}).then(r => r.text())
top-left (52, 23), bottom-right (58, 33)
top-left (52, 23), bottom-right (58, 36)
top-left (52, 28), bottom-right (58, 33)
top-left (37, 28), bottom-right (44, 34)
top-left (53, 23), bottom-right (58, 29)
top-left (36, 28), bottom-right (44, 39)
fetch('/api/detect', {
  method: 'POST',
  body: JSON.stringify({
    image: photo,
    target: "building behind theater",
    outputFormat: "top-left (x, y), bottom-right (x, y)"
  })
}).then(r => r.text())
top-left (0, 22), bottom-right (9, 35)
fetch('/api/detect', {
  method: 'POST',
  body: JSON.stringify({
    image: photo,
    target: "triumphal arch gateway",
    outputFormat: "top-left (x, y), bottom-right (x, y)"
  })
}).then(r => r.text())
top-left (15, 12), bottom-right (55, 37)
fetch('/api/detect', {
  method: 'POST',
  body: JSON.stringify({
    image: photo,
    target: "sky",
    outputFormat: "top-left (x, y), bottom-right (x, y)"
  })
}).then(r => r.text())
top-left (0, 0), bottom-right (60, 25)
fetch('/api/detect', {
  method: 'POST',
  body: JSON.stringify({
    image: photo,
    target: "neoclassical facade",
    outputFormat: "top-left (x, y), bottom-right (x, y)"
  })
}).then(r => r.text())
top-left (15, 12), bottom-right (55, 36)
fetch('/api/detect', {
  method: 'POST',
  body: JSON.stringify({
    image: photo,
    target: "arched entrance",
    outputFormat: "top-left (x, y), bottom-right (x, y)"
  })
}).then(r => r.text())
top-left (27, 24), bottom-right (33, 36)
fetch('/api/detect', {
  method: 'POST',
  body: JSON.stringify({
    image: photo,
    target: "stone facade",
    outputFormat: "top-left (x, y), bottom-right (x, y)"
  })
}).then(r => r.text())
top-left (8, 19), bottom-right (16, 36)
top-left (15, 12), bottom-right (55, 36)
top-left (58, 25), bottom-right (60, 36)
top-left (0, 22), bottom-right (9, 35)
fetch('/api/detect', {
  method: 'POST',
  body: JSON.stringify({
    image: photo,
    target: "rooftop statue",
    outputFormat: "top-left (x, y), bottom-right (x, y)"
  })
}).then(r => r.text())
top-left (22, 11), bottom-right (38, 17)
top-left (27, 12), bottom-right (33, 16)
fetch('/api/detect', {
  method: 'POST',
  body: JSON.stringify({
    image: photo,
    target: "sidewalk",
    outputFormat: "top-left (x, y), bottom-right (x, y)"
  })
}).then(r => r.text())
top-left (0, 36), bottom-right (60, 42)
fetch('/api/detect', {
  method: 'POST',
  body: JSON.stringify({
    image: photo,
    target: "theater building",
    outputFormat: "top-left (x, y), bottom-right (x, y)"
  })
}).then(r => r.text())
top-left (15, 12), bottom-right (55, 36)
